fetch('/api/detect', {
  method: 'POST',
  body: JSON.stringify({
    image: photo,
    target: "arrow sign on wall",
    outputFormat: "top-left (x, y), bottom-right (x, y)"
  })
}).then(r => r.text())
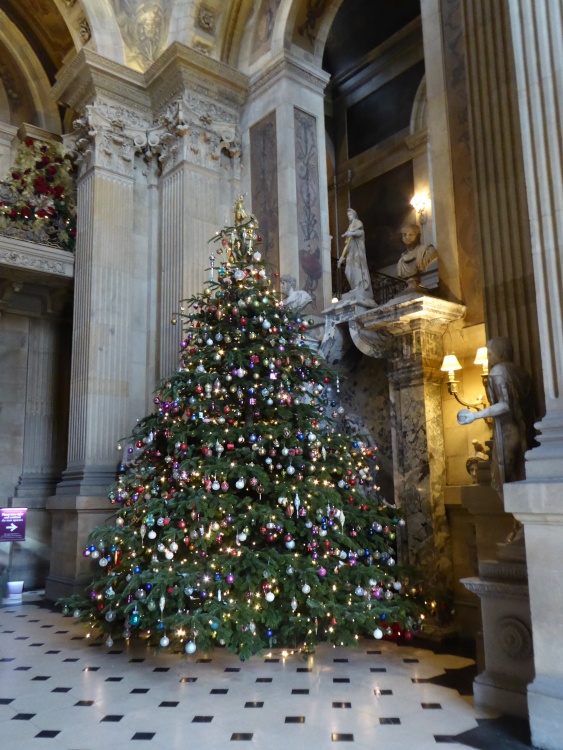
top-left (0, 508), bottom-right (27, 542)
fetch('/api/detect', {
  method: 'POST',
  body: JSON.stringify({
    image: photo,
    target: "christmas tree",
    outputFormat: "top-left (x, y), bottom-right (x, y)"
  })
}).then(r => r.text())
top-left (64, 198), bottom-right (423, 659)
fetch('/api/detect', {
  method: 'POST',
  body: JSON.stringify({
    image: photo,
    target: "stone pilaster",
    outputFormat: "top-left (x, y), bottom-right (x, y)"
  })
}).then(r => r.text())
top-left (0, 235), bottom-right (73, 589)
top-left (46, 51), bottom-right (155, 598)
top-left (500, 4), bottom-right (563, 747)
top-left (14, 317), bottom-right (69, 499)
top-left (460, 0), bottom-right (543, 413)
top-left (147, 44), bottom-right (247, 378)
top-left (243, 53), bottom-right (331, 313)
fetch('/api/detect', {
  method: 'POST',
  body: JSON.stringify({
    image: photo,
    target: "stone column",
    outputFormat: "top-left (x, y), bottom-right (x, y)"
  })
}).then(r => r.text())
top-left (242, 53), bottom-right (331, 313)
top-left (9, 317), bottom-right (70, 588)
top-left (460, 0), bottom-right (543, 413)
top-left (15, 318), bottom-right (69, 499)
top-left (358, 295), bottom-right (465, 614)
top-left (147, 45), bottom-right (247, 378)
top-left (502, 3), bottom-right (563, 748)
top-left (46, 51), bottom-right (154, 599)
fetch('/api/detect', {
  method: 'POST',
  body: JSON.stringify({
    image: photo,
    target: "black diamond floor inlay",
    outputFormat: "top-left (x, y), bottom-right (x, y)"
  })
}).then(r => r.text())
top-left (160, 701), bottom-right (179, 707)
top-left (379, 717), bottom-right (401, 725)
top-left (12, 713), bottom-right (36, 720)
top-left (101, 715), bottom-right (123, 722)
top-left (75, 701), bottom-right (94, 707)
top-left (292, 689), bottom-right (309, 695)
top-left (231, 733), bottom-right (253, 741)
top-left (210, 688), bottom-right (228, 694)
top-left (52, 687), bottom-right (72, 693)
top-left (131, 688), bottom-right (150, 694)
top-left (333, 702), bottom-right (351, 708)
top-left (374, 689), bottom-right (393, 696)
top-left (180, 677), bottom-right (197, 683)
top-left (132, 732), bottom-right (155, 740)
top-left (245, 702), bottom-right (264, 708)
top-left (193, 716), bottom-right (213, 722)
top-left (332, 733), bottom-right (354, 742)
top-left (256, 677), bottom-right (272, 683)
top-left (285, 716), bottom-right (305, 723)
top-left (333, 678), bottom-right (350, 683)
top-left (225, 667), bottom-right (240, 672)
top-left (35, 730), bottom-right (60, 738)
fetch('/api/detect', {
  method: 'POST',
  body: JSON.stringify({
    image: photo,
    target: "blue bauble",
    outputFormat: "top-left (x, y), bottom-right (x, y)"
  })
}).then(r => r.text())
top-left (266, 628), bottom-right (273, 638)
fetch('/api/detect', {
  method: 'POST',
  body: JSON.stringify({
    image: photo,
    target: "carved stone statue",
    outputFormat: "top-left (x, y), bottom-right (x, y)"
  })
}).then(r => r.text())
top-left (397, 223), bottom-right (438, 292)
top-left (457, 337), bottom-right (536, 545)
top-left (280, 274), bottom-right (312, 312)
top-left (457, 337), bottom-right (535, 489)
top-left (337, 208), bottom-right (373, 299)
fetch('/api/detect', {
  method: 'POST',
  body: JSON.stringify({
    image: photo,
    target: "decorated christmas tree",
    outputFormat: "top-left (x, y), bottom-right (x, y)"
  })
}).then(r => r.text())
top-left (64, 199), bottom-right (423, 659)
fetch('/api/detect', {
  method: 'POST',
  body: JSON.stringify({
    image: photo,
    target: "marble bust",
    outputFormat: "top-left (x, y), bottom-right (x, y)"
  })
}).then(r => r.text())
top-left (337, 208), bottom-right (373, 299)
top-left (280, 274), bottom-right (312, 311)
top-left (397, 223), bottom-right (438, 292)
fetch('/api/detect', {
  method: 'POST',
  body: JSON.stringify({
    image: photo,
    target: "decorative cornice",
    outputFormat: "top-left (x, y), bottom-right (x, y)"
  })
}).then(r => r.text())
top-left (51, 49), bottom-right (148, 113)
top-left (249, 54), bottom-right (331, 98)
top-left (357, 293), bottom-right (466, 334)
top-left (145, 41), bottom-right (248, 113)
top-left (461, 575), bottom-right (529, 600)
top-left (0, 235), bottom-right (74, 280)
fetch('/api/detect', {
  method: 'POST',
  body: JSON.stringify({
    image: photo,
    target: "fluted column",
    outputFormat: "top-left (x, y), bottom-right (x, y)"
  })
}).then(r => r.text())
top-left (500, 3), bottom-right (563, 748)
top-left (461, 0), bottom-right (543, 415)
top-left (46, 51), bottom-right (154, 598)
top-left (15, 317), bottom-right (69, 497)
top-left (148, 46), bottom-right (248, 378)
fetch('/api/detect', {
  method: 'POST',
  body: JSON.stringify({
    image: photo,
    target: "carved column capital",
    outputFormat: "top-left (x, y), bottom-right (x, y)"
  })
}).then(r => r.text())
top-left (155, 95), bottom-right (241, 174)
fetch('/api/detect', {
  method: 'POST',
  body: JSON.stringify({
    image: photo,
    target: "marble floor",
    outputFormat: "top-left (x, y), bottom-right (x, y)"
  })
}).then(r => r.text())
top-left (1, 594), bottom-right (533, 750)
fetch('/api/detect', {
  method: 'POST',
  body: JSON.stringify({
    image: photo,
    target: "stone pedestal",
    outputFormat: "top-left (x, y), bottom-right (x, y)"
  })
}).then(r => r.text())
top-left (462, 558), bottom-right (533, 718)
top-left (356, 295), bottom-right (465, 591)
top-left (459, 482), bottom-right (516, 561)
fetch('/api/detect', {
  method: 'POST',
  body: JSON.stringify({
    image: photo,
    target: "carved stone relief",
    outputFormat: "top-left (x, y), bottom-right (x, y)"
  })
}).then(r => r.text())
top-left (71, 92), bottom-right (242, 179)
top-left (250, 112), bottom-right (279, 271)
top-left (294, 108), bottom-right (323, 310)
top-left (110, 0), bottom-right (173, 70)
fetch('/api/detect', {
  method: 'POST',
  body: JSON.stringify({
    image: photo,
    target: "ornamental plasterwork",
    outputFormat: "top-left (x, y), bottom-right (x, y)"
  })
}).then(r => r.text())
top-left (0, 246), bottom-right (73, 278)
top-left (71, 94), bottom-right (241, 177)
top-left (71, 98), bottom-right (155, 176)
top-left (79, 18), bottom-right (91, 43)
top-left (197, 5), bottom-right (217, 33)
top-left (157, 97), bottom-right (241, 171)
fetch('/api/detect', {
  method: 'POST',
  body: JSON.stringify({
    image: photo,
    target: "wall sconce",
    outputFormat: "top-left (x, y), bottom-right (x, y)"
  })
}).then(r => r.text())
top-left (410, 192), bottom-right (429, 224)
top-left (441, 348), bottom-right (489, 411)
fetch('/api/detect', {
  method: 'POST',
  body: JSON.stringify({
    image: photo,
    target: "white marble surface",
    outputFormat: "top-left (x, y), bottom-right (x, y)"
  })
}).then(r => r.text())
top-left (0, 595), bottom-right (491, 750)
